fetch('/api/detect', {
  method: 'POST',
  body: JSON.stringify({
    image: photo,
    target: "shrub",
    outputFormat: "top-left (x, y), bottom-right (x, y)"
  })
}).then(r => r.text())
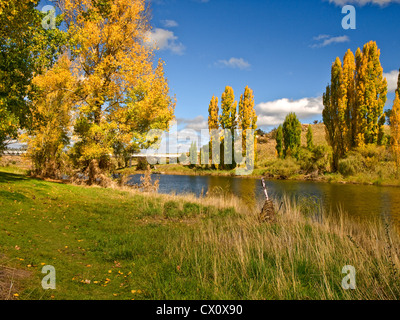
top-left (267, 157), bottom-right (301, 178)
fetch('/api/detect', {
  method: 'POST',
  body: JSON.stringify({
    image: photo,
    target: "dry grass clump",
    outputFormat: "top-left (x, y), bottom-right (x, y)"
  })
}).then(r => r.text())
top-left (166, 195), bottom-right (400, 300)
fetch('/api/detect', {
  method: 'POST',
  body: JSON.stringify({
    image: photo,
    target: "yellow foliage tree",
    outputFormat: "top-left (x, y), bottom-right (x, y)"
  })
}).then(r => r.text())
top-left (59, 0), bottom-right (175, 182)
top-left (208, 95), bottom-right (219, 167)
top-left (24, 55), bottom-right (75, 178)
top-left (391, 92), bottom-right (400, 171)
top-left (238, 86), bottom-right (257, 164)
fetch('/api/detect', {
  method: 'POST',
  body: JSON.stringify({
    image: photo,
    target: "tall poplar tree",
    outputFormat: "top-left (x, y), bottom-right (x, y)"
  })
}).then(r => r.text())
top-left (355, 41), bottom-right (387, 145)
top-left (323, 58), bottom-right (343, 171)
top-left (208, 96), bottom-right (219, 131)
top-left (208, 95), bottom-right (219, 167)
top-left (390, 92), bottom-right (400, 171)
top-left (282, 113), bottom-right (301, 159)
top-left (341, 49), bottom-right (356, 150)
top-left (238, 86), bottom-right (257, 159)
top-left (219, 86), bottom-right (237, 168)
top-left (397, 68), bottom-right (400, 97)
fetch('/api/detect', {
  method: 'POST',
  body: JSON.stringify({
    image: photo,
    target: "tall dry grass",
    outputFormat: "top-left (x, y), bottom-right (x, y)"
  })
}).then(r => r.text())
top-left (163, 195), bottom-right (400, 300)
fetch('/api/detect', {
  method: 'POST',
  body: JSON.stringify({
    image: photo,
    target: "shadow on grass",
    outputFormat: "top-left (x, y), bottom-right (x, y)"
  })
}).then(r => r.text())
top-left (0, 171), bottom-right (29, 184)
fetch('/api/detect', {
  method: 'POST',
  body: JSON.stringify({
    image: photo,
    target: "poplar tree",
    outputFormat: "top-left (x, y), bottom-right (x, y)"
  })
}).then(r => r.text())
top-left (238, 86), bottom-right (257, 159)
top-left (323, 41), bottom-right (388, 171)
top-left (219, 86), bottom-right (237, 168)
top-left (208, 95), bottom-right (219, 167)
top-left (355, 41), bottom-right (387, 145)
top-left (282, 113), bottom-right (301, 159)
top-left (354, 47), bottom-right (367, 147)
top-left (390, 92), bottom-right (400, 171)
top-left (397, 68), bottom-right (400, 97)
top-left (323, 58), bottom-right (343, 171)
top-left (208, 96), bottom-right (219, 131)
top-left (341, 49), bottom-right (356, 150)
top-left (220, 86), bottom-right (237, 130)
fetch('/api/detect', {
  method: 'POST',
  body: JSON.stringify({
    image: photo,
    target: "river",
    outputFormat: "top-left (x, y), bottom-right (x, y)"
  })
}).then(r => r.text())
top-left (128, 174), bottom-right (400, 227)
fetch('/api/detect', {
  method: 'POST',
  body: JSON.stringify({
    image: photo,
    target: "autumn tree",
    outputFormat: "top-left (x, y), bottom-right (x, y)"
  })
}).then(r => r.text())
top-left (397, 68), bottom-right (400, 96)
top-left (323, 41), bottom-right (387, 171)
top-left (282, 113), bottom-right (301, 159)
top-left (208, 95), bottom-right (219, 167)
top-left (354, 41), bottom-right (387, 146)
top-left (219, 86), bottom-right (237, 168)
top-left (24, 55), bottom-right (75, 178)
top-left (341, 49), bottom-right (356, 150)
top-left (60, 0), bottom-right (175, 183)
top-left (275, 125), bottom-right (283, 159)
top-left (391, 92), bottom-right (400, 172)
top-left (238, 86), bottom-right (257, 168)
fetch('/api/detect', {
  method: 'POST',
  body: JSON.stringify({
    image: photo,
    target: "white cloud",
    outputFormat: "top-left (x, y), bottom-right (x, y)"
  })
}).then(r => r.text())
top-left (146, 28), bottom-right (185, 55)
top-left (255, 97), bottom-right (324, 127)
top-left (215, 57), bottom-right (251, 70)
top-left (383, 70), bottom-right (399, 93)
top-left (176, 115), bottom-right (208, 131)
top-left (161, 19), bottom-right (178, 28)
top-left (311, 35), bottom-right (350, 48)
top-left (327, 0), bottom-right (400, 6)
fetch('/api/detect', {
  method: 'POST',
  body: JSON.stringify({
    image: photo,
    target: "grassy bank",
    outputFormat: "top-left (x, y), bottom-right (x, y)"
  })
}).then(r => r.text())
top-left (0, 168), bottom-right (399, 300)
top-left (114, 124), bottom-right (400, 187)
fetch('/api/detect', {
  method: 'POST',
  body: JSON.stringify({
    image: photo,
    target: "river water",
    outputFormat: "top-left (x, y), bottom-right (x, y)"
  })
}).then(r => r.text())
top-left (128, 174), bottom-right (400, 226)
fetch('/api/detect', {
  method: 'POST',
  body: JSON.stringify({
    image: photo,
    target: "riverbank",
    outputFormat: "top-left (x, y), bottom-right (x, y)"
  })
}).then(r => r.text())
top-left (1, 168), bottom-right (399, 300)
top-left (117, 164), bottom-right (400, 188)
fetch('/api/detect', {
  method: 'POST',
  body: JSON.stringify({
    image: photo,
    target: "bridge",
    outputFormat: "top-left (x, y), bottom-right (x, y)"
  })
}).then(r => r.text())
top-left (1, 149), bottom-right (27, 156)
top-left (130, 153), bottom-right (182, 159)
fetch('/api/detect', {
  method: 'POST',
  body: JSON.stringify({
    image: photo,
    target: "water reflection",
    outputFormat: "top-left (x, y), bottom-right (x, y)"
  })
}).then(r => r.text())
top-left (128, 174), bottom-right (400, 227)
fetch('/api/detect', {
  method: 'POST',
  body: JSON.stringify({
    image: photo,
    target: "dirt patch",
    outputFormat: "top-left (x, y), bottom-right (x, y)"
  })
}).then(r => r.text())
top-left (0, 257), bottom-right (31, 300)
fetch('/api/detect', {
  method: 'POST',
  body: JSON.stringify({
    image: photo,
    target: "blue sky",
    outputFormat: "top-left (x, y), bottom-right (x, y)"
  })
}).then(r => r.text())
top-left (145, 0), bottom-right (400, 131)
top-left (37, 0), bottom-right (400, 135)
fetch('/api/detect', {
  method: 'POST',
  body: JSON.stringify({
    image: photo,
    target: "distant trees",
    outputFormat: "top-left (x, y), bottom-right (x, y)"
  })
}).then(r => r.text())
top-left (274, 114), bottom-right (302, 160)
top-left (207, 86), bottom-right (257, 169)
top-left (323, 41), bottom-right (387, 171)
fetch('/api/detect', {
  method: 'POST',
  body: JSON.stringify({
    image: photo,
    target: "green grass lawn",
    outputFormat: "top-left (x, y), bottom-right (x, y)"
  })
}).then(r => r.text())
top-left (1, 168), bottom-right (399, 300)
top-left (0, 169), bottom-right (236, 300)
